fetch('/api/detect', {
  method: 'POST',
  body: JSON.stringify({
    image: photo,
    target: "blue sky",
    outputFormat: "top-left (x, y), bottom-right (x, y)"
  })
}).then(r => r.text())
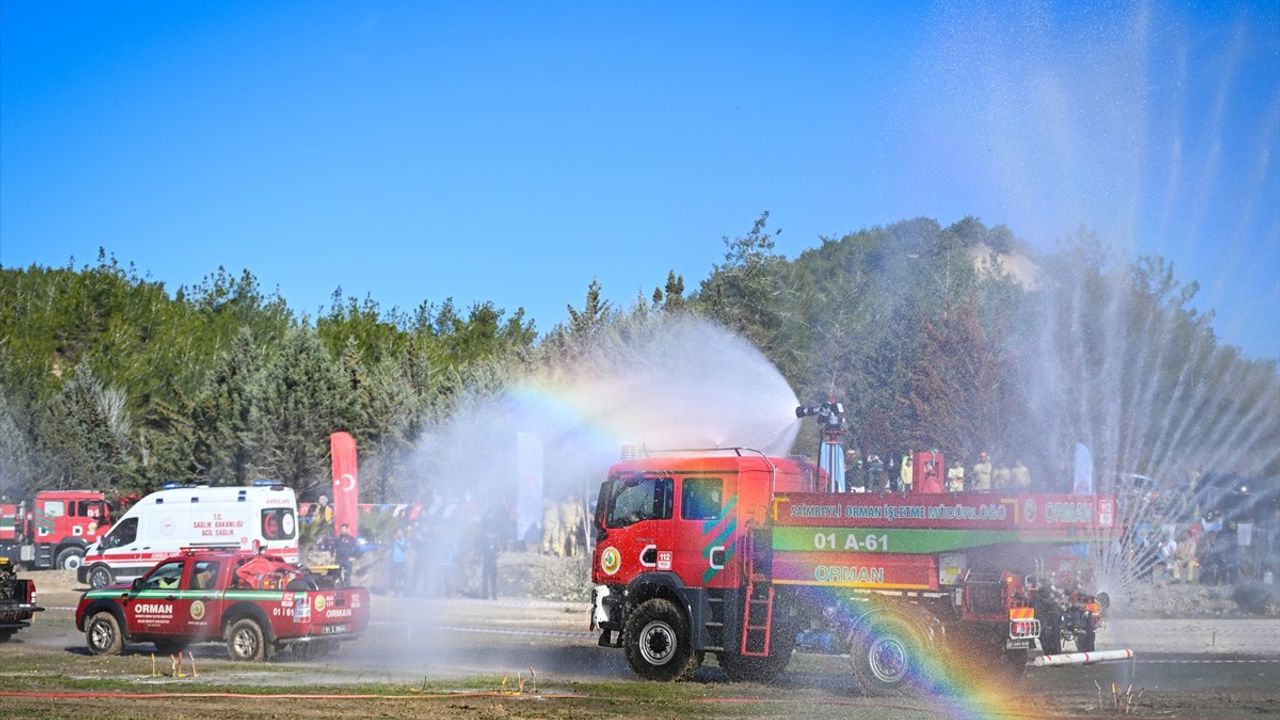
top-left (2, 2), bottom-right (1278, 358)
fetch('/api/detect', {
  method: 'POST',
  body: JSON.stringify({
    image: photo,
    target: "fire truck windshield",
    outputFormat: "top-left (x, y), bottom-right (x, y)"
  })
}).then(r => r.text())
top-left (605, 474), bottom-right (673, 528)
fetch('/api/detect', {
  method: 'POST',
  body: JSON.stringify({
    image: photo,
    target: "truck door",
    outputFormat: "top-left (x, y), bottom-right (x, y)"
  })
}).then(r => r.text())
top-left (674, 475), bottom-right (735, 588)
top-left (600, 474), bottom-right (674, 584)
top-left (182, 558), bottom-right (222, 641)
top-left (127, 559), bottom-right (186, 638)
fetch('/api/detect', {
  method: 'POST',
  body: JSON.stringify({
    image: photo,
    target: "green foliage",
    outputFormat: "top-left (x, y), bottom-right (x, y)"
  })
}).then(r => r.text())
top-left (0, 216), bottom-right (1273, 502)
top-left (248, 327), bottom-right (349, 493)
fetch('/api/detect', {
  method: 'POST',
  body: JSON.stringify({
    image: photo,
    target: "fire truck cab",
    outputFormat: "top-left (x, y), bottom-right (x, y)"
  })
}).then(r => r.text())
top-left (0, 490), bottom-right (113, 571)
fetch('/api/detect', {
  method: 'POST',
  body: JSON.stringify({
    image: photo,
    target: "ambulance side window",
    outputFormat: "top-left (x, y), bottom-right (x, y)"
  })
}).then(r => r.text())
top-left (104, 517), bottom-right (138, 548)
top-left (261, 508), bottom-right (296, 540)
top-left (681, 477), bottom-right (723, 521)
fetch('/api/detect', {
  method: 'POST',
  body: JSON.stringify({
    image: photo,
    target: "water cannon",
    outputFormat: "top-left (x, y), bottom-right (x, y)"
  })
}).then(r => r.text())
top-left (796, 401), bottom-right (845, 431)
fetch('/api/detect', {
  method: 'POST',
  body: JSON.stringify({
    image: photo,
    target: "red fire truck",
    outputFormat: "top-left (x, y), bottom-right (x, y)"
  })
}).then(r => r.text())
top-left (76, 548), bottom-right (369, 661)
top-left (0, 490), bottom-right (113, 571)
top-left (590, 428), bottom-right (1116, 692)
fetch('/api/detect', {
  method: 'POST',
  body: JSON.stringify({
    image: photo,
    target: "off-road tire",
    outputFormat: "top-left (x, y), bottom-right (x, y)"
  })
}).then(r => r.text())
top-left (623, 598), bottom-right (701, 681)
top-left (56, 547), bottom-right (85, 571)
top-left (226, 618), bottom-right (269, 662)
top-left (88, 565), bottom-right (113, 590)
top-left (849, 615), bottom-right (928, 696)
top-left (86, 611), bottom-right (124, 655)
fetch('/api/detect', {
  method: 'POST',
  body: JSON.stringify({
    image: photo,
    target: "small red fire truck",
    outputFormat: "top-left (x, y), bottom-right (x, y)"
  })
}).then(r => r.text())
top-left (590, 407), bottom-right (1116, 693)
top-left (0, 490), bottom-right (113, 571)
top-left (76, 548), bottom-right (369, 661)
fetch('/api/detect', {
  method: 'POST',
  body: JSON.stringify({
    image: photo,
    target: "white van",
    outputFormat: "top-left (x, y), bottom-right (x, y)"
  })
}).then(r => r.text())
top-left (78, 483), bottom-right (299, 589)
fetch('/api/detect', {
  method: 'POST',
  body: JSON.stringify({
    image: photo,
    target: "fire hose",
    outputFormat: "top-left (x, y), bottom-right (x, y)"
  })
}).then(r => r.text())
top-left (1032, 648), bottom-right (1135, 667)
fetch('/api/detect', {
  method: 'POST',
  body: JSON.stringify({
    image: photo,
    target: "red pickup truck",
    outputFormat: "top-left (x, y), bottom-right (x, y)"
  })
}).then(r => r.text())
top-left (76, 549), bottom-right (369, 661)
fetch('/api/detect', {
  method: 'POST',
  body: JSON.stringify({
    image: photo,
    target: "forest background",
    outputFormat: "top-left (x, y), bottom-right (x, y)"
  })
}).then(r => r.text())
top-left (1, 214), bottom-right (1276, 504)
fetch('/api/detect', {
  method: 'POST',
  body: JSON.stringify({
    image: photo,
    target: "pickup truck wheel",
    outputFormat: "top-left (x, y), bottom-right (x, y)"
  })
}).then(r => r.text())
top-left (88, 565), bottom-right (113, 590)
top-left (86, 612), bottom-right (124, 655)
top-left (226, 618), bottom-right (268, 662)
top-left (56, 547), bottom-right (85, 571)
top-left (623, 598), bottom-right (700, 681)
top-left (849, 615), bottom-right (927, 696)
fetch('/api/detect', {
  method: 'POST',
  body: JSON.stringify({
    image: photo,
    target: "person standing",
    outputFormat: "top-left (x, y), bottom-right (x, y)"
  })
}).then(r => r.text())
top-left (867, 454), bottom-right (886, 493)
top-left (946, 460), bottom-right (966, 492)
top-left (411, 520), bottom-right (433, 596)
top-left (900, 453), bottom-right (914, 493)
top-left (334, 523), bottom-right (358, 584)
top-left (972, 452), bottom-right (993, 492)
top-left (1012, 460), bottom-right (1031, 490)
top-left (389, 530), bottom-right (408, 595)
top-left (541, 497), bottom-right (563, 556)
top-left (481, 528), bottom-right (500, 600)
top-left (993, 464), bottom-right (1012, 490)
top-left (560, 494), bottom-right (585, 558)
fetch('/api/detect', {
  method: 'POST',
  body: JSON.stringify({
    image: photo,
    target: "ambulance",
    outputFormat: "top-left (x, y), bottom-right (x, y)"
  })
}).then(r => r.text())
top-left (78, 482), bottom-right (299, 589)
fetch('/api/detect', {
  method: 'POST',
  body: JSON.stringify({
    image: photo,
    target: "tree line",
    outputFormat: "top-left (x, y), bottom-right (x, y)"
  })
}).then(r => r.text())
top-left (1, 217), bottom-right (1275, 503)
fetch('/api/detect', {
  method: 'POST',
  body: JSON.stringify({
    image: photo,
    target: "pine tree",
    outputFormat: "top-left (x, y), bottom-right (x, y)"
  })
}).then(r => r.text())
top-left (37, 362), bottom-right (133, 490)
top-left (248, 327), bottom-right (347, 492)
top-left (191, 328), bottom-right (260, 485)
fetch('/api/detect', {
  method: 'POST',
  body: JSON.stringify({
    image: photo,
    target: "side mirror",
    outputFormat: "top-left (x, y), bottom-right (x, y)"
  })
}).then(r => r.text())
top-left (131, 578), bottom-right (143, 592)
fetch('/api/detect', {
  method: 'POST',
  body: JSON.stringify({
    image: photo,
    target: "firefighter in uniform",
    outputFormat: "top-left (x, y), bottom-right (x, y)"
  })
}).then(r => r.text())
top-left (972, 452), bottom-right (993, 492)
top-left (1012, 459), bottom-right (1032, 490)
top-left (946, 460), bottom-right (965, 492)
top-left (993, 464), bottom-right (1012, 490)
top-left (541, 497), bottom-right (563, 556)
top-left (560, 495), bottom-right (585, 558)
top-left (900, 453), bottom-right (913, 493)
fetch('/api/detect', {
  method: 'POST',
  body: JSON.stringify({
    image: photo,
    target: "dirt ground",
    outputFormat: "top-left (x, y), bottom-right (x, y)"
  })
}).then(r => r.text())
top-left (4, 568), bottom-right (1278, 719)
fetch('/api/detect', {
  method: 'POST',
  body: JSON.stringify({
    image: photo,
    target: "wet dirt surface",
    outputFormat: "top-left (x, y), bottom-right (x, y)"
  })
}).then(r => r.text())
top-left (5, 570), bottom-right (1278, 718)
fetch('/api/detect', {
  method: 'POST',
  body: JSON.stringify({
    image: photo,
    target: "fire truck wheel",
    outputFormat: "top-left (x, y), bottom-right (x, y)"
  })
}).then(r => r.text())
top-left (88, 565), bottom-right (113, 590)
top-left (623, 598), bottom-right (700, 681)
top-left (56, 547), bottom-right (85, 571)
top-left (226, 618), bottom-right (269, 662)
top-left (86, 612), bottom-right (124, 655)
top-left (849, 615), bottom-right (926, 696)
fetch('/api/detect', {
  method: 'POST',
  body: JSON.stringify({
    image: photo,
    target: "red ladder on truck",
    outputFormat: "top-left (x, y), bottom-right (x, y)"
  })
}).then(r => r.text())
top-left (740, 528), bottom-right (775, 657)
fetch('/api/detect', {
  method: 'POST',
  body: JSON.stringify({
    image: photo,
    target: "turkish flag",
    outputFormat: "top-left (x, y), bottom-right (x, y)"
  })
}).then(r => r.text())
top-left (330, 431), bottom-right (359, 536)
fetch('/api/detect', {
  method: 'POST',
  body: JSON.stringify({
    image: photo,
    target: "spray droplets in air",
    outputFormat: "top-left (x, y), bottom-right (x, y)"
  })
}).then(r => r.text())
top-left (411, 315), bottom-right (800, 503)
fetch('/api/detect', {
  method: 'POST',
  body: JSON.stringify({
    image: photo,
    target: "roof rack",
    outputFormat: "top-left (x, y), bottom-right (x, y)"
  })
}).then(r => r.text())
top-left (179, 544), bottom-right (242, 554)
top-left (634, 445), bottom-right (769, 458)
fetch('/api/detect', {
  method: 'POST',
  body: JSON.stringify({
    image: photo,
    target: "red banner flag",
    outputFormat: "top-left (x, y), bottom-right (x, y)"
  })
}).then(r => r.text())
top-left (330, 431), bottom-right (359, 536)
